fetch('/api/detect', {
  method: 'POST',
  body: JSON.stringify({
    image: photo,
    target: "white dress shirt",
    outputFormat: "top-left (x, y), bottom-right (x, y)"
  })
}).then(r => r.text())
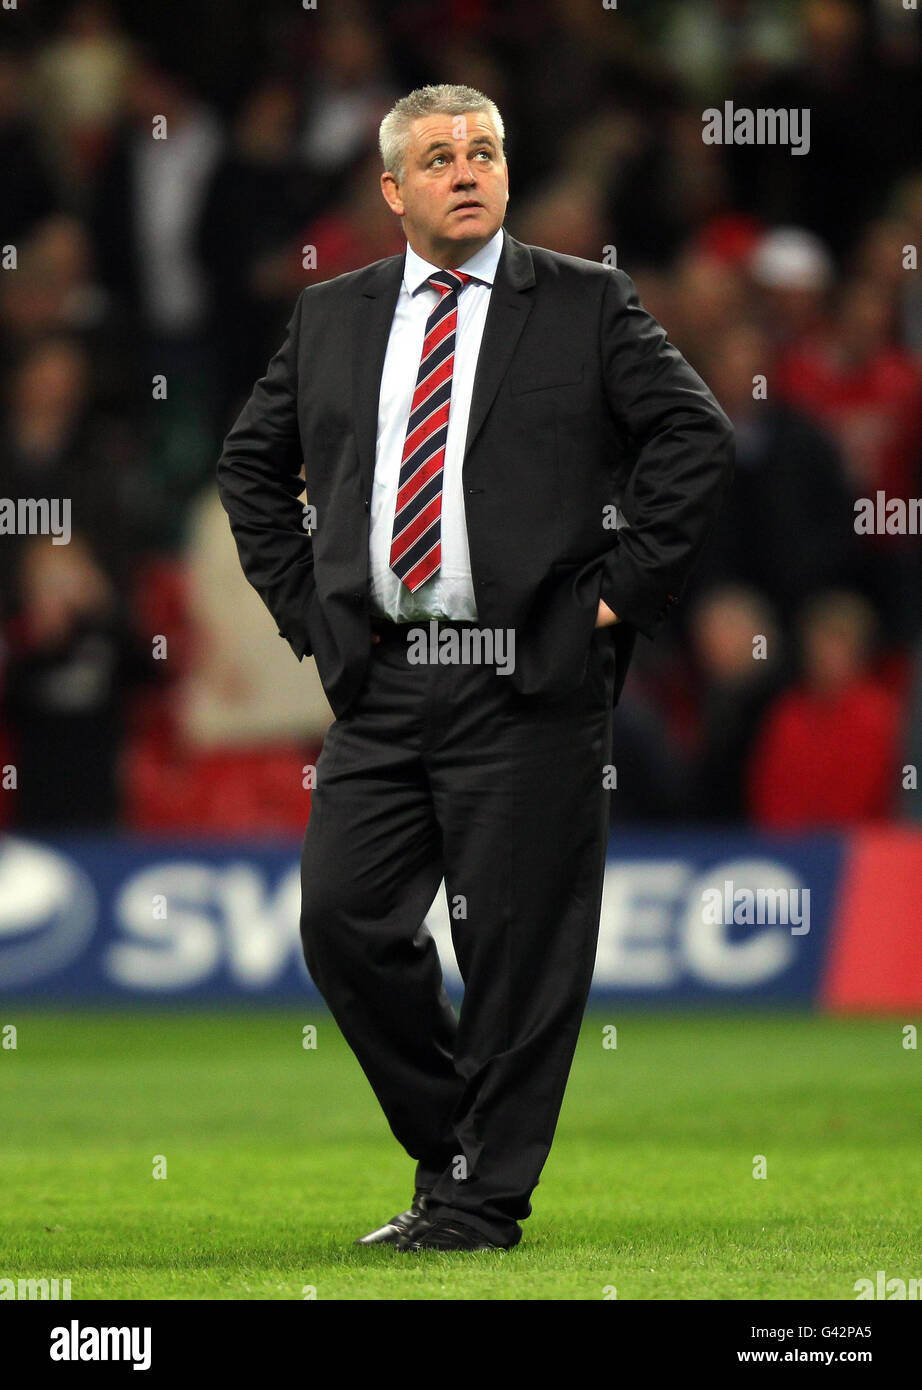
top-left (368, 226), bottom-right (505, 622)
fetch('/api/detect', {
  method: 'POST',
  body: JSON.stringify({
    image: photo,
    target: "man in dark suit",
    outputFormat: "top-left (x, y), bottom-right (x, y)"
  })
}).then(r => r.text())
top-left (217, 84), bottom-right (734, 1252)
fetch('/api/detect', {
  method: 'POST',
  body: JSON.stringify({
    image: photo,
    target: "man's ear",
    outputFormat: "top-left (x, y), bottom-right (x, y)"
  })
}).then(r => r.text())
top-left (380, 173), bottom-right (403, 216)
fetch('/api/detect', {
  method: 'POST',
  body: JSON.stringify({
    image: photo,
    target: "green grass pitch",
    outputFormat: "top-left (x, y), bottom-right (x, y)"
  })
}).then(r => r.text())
top-left (0, 1009), bottom-right (919, 1300)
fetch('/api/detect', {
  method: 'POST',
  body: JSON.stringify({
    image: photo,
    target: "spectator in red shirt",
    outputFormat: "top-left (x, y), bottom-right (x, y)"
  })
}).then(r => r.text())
top-left (773, 278), bottom-right (922, 641)
top-left (774, 277), bottom-right (922, 502)
top-left (748, 590), bottom-right (902, 827)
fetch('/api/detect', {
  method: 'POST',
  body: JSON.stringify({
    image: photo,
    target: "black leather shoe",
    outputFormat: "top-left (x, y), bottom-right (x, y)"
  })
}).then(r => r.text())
top-left (355, 1191), bottom-right (430, 1246)
top-left (396, 1217), bottom-right (507, 1252)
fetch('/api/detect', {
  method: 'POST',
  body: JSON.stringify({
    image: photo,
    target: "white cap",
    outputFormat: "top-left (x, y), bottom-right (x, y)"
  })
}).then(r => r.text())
top-left (749, 227), bottom-right (834, 291)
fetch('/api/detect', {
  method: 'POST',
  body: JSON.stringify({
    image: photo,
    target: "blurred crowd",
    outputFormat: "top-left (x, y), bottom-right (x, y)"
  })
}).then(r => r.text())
top-left (0, 0), bottom-right (920, 834)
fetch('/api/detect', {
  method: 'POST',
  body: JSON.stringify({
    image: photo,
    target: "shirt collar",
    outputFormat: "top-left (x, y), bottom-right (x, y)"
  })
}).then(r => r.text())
top-left (403, 225), bottom-right (505, 297)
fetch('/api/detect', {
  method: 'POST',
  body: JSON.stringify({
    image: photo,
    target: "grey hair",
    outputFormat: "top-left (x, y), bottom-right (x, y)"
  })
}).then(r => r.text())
top-left (379, 83), bottom-right (505, 186)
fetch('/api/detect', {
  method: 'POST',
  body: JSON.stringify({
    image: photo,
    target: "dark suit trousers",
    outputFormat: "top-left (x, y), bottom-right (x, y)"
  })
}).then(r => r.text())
top-left (299, 620), bottom-right (616, 1247)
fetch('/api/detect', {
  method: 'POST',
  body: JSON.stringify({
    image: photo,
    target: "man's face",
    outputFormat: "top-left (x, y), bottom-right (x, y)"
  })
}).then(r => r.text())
top-left (381, 111), bottom-right (508, 267)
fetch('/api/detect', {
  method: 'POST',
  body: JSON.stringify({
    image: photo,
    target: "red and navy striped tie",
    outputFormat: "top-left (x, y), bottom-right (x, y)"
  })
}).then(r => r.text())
top-left (390, 268), bottom-right (471, 592)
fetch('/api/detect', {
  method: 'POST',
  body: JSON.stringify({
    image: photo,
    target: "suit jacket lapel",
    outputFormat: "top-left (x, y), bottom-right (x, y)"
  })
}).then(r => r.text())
top-left (352, 251), bottom-right (405, 503)
top-left (462, 229), bottom-right (535, 468)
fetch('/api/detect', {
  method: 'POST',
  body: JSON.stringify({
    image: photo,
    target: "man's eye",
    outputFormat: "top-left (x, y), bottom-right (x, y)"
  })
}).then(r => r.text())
top-left (431, 150), bottom-right (492, 167)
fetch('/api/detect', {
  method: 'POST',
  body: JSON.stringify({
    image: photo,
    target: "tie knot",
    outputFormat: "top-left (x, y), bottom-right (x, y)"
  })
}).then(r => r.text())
top-left (428, 269), bottom-right (471, 298)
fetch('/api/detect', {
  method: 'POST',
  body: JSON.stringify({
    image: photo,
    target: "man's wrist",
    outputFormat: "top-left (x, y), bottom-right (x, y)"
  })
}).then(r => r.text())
top-left (596, 597), bottom-right (619, 627)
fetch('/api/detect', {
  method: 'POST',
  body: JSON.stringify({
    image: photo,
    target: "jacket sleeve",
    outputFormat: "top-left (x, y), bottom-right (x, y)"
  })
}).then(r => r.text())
top-left (595, 267), bottom-right (735, 638)
top-left (216, 289), bottom-right (315, 660)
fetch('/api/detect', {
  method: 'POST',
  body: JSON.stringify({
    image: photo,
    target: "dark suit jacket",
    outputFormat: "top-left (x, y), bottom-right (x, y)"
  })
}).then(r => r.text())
top-left (217, 227), bottom-right (734, 719)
